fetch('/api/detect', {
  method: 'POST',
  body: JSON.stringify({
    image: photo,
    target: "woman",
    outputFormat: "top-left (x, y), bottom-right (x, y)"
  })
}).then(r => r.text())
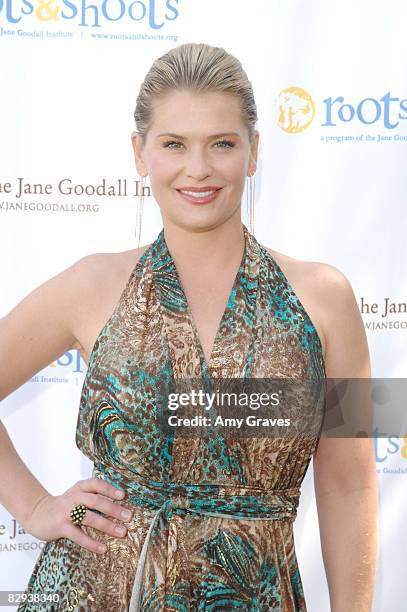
top-left (0, 43), bottom-right (377, 611)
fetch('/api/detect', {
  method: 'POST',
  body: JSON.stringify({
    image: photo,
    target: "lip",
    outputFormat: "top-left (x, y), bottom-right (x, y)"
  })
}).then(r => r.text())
top-left (176, 186), bottom-right (222, 193)
top-left (176, 187), bottom-right (222, 205)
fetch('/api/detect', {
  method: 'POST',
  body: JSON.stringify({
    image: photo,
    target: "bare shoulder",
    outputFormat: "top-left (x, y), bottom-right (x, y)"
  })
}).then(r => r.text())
top-left (70, 247), bottom-right (139, 305)
top-left (263, 246), bottom-right (358, 362)
top-left (264, 246), bottom-right (353, 295)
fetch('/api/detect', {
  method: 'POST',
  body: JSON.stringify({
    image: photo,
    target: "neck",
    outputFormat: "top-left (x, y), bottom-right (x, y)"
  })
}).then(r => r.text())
top-left (162, 216), bottom-right (246, 272)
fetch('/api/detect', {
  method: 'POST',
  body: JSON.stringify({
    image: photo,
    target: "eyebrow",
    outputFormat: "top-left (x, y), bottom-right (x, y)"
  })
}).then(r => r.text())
top-left (156, 132), bottom-right (241, 140)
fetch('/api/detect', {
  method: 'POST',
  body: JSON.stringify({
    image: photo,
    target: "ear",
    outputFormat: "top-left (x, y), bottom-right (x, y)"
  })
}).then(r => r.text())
top-left (248, 130), bottom-right (260, 176)
top-left (131, 131), bottom-right (148, 176)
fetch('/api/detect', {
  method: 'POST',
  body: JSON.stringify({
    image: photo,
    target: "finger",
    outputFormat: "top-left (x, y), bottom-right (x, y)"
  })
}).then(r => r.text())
top-left (77, 492), bottom-right (133, 523)
top-left (82, 509), bottom-right (128, 539)
top-left (77, 477), bottom-right (125, 500)
top-left (63, 522), bottom-right (108, 555)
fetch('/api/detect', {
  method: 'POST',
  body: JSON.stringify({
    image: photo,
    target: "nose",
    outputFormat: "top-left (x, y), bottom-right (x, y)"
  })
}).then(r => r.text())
top-left (185, 148), bottom-right (213, 180)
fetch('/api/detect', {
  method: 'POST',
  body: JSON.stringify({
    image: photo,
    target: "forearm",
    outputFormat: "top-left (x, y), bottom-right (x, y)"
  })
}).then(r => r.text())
top-left (317, 484), bottom-right (378, 612)
top-left (0, 420), bottom-right (50, 528)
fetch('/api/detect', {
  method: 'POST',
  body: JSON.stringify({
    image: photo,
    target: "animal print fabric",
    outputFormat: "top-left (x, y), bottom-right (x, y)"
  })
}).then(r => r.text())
top-left (18, 224), bottom-right (326, 611)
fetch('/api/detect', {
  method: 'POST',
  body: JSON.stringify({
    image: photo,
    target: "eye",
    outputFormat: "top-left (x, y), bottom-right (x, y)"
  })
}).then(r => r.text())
top-left (162, 140), bottom-right (183, 149)
top-left (215, 140), bottom-right (235, 148)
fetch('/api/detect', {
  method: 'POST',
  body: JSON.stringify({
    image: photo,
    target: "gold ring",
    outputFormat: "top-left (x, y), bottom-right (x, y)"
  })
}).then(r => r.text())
top-left (69, 504), bottom-right (87, 526)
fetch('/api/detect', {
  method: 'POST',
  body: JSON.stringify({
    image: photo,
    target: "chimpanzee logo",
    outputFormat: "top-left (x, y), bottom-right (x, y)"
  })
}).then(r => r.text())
top-left (276, 87), bottom-right (315, 133)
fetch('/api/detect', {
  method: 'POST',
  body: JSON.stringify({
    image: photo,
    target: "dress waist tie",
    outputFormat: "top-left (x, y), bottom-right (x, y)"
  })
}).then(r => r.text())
top-left (92, 463), bottom-right (300, 612)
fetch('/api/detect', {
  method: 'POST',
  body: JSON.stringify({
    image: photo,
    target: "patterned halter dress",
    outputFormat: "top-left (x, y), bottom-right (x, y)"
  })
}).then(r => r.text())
top-left (18, 223), bottom-right (326, 611)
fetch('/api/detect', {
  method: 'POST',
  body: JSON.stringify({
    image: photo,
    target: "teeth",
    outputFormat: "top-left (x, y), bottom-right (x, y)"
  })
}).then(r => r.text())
top-left (181, 190), bottom-right (216, 198)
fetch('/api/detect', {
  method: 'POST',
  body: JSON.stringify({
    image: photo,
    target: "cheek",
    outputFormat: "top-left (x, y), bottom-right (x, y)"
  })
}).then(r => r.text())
top-left (222, 154), bottom-right (247, 178)
top-left (151, 154), bottom-right (181, 182)
top-left (148, 160), bottom-right (176, 187)
top-left (227, 167), bottom-right (247, 189)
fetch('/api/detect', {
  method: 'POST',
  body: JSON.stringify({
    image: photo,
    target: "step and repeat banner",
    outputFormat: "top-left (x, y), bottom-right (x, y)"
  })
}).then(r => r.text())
top-left (1, 1), bottom-right (406, 610)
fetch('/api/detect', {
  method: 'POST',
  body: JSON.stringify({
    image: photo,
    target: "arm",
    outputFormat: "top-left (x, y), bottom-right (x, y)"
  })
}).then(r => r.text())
top-left (0, 256), bottom-right (93, 527)
top-left (313, 266), bottom-right (378, 612)
top-left (0, 422), bottom-right (51, 529)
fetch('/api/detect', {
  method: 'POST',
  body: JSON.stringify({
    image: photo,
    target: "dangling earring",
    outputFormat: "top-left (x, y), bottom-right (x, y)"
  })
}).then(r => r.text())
top-left (246, 172), bottom-right (256, 235)
top-left (135, 174), bottom-right (146, 251)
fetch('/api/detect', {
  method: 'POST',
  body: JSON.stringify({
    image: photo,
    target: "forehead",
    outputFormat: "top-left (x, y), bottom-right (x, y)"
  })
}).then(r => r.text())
top-left (148, 90), bottom-right (244, 133)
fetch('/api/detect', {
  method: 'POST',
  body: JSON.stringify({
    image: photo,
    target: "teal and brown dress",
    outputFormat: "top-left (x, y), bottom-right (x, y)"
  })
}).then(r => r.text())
top-left (18, 224), bottom-right (326, 611)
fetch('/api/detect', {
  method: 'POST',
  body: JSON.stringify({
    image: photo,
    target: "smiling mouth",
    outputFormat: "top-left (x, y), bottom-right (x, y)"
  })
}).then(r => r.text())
top-left (177, 188), bottom-right (221, 197)
top-left (176, 188), bottom-right (223, 204)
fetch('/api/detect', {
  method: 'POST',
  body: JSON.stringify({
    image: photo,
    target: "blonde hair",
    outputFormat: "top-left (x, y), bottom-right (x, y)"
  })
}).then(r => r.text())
top-left (134, 42), bottom-right (258, 146)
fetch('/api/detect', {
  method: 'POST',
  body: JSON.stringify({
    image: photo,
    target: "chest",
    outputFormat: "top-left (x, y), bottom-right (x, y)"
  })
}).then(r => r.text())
top-left (179, 276), bottom-right (236, 366)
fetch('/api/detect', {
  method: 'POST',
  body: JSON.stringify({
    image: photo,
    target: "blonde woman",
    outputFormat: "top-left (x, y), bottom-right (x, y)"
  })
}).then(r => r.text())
top-left (1, 43), bottom-right (377, 611)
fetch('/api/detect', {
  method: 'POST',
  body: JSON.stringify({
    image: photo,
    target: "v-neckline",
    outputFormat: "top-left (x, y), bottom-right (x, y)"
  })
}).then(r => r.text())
top-left (159, 225), bottom-right (248, 372)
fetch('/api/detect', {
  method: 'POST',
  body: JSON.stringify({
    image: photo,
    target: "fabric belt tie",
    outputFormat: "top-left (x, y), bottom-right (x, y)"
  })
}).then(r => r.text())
top-left (92, 462), bottom-right (300, 612)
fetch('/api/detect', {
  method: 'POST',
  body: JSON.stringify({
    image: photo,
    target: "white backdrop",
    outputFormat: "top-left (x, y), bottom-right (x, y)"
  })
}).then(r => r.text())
top-left (1, 1), bottom-right (406, 610)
